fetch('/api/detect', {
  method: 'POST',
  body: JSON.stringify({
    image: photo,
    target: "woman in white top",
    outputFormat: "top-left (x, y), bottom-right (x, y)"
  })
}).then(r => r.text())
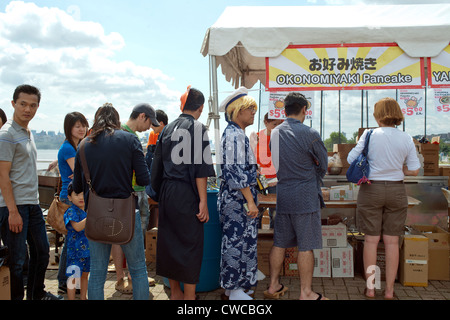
top-left (347, 97), bottom-right (420, 300)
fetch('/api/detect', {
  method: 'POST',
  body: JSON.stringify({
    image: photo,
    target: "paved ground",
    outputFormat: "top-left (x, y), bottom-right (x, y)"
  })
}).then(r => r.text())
top-left (43, 262), bottom-right (450, 301)
top-left (38, 230), bottom-right (450, 301)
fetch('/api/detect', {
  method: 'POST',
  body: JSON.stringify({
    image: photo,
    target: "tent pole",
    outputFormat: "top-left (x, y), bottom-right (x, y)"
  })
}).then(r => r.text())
top-left (210, 55), bottom-right (222, 176)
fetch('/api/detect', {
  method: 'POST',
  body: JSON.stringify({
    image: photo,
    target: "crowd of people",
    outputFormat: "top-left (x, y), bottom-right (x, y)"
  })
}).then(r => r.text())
top-left (0, 83), bottom-right (420, 301)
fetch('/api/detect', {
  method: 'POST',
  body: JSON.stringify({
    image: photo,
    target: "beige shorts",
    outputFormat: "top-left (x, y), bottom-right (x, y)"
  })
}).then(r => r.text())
top-left (356, 181), bottom-right (408, 236)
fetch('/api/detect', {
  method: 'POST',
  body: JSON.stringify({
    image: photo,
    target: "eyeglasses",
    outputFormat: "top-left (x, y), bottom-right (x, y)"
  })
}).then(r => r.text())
top-left (246, 106), bottom-right (257, 113)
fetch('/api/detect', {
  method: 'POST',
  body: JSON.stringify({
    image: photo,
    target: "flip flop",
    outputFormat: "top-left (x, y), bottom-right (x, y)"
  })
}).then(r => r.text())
top-left (263, 284), bottom-right (289, 299)
top-left (315, 292), bottom-right (329, 300)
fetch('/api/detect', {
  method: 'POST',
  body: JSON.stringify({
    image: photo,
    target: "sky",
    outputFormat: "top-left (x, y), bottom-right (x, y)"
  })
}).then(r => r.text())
top-left (0, 0), bottom-right (448, 143)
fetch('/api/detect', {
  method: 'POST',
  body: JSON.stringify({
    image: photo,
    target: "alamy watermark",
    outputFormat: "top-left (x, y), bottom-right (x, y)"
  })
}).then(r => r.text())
top-left (366, 265), bottom-right (381, 290)
top-left (168, 127), bottom-right (280, 168)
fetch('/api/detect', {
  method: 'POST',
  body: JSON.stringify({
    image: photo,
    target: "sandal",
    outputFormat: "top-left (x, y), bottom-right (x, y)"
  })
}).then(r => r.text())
top-left (115, 278), bottom-right (132, 294)
top-left (315, 292), bottom-right (329, 300)
top-left (148, 277), bottom-right (155, 287)
top-left (263, 284), bottom-right (288, 299)
top-left (383, 290), bottom-right (396, 300)
top-left (364, 288), bottom-right (375, 299)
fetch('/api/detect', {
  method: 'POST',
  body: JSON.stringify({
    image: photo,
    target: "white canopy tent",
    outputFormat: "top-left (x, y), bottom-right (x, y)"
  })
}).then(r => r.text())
top-left (201, 4), bottom-right (450, 172)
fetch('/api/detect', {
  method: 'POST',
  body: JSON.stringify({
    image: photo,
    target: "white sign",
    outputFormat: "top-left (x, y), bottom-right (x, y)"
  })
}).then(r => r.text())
top-left (434, 88), bottom-right (450, 114)
top-left (398, 89), bottom-right (424, 117)
top-left (268, 92), bottom-right (314, 120)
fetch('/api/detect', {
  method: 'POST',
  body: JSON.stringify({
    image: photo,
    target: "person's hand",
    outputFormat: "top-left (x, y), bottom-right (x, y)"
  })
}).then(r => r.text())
top-left (196, 199), bottom-right (209, 223)
top-left (9, 209), bottom-right (23, 233)
top-left (246, 201), bottom-right (259, 219)
top-left (47, 160), bottom-right (58, 171)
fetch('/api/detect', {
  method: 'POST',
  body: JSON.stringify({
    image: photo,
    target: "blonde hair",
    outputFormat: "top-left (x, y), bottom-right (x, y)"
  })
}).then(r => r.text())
top-left (226, 95), bottom-right (257, 122)
top-left (373, 97), bottom-right (404, 126)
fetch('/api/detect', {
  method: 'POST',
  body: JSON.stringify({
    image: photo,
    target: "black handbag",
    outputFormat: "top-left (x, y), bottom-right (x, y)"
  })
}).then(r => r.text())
top-left (346, 129), bottom-right (373, 185)
top-left (79, 138), bottom-right (136, 245)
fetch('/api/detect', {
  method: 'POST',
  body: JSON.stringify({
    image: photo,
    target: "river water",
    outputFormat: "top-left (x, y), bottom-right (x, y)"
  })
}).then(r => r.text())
top-left (37, 149), bottom-right (58, 171)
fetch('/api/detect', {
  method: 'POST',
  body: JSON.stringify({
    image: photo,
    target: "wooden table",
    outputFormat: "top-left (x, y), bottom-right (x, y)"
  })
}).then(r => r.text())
top-left (257, 193), bottom-right (421, 209)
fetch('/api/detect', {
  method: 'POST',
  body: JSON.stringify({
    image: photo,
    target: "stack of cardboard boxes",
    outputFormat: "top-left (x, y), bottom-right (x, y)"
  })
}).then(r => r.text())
top-left (419, 143), bottom-right (440, 176)
top-left (145, 228), bottom-right (158, 263)
top-left (283, 223), bottom-right (354, 278)
top-left (399, 224), bottom-right (450, 287)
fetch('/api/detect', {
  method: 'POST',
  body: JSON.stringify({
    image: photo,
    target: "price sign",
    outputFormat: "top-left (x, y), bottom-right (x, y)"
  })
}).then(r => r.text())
top-left (398, 89), bottom-right (424, 117)
top-left (434, 88), bottom-right (450, 114)
top-left (268, 91), bottom-right (314, 120)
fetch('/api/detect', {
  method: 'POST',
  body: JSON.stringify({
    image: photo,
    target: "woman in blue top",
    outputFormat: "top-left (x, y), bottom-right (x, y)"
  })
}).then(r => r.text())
top-left (56, 112), bottom-right (88, 293)
top-left (217, 87), bottom-right (259, 300)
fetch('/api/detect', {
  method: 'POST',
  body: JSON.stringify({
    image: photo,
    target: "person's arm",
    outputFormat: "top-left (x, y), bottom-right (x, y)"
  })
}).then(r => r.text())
top-left (240, 186), bottom-right (258, 219)
top-left (47, 159), bottom-right (58, 171)
top-left (70, 218), bottom-right (86, 232)
top-left (195, 177), bottom-right (209, 223)
top-left (66, 157), bottom-right (75, 179)
top-left (403, 166), bottom-right (419, 176)
top-left (0, 161), bottom-right (22, 233)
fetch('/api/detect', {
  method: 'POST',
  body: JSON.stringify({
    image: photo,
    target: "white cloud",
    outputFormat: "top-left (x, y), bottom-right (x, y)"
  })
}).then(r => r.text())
top-left (0, 1), bottom-right (181, 133)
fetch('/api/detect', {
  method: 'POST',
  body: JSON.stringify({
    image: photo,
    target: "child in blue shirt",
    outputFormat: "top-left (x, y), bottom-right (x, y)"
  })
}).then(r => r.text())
top-left (64, 182), bottom-right (90, 300)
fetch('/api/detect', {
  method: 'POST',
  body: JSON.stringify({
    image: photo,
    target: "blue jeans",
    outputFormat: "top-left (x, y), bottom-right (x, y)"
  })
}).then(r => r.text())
top-left (0, 204), bottom-right (50, 300)
top-left (87, 210), bottom-right (149, 300)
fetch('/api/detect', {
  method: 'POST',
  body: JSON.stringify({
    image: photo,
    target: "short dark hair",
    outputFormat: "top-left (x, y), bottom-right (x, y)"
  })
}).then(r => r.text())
top-left (13, 84), bottom-right (41, 104)
top-left (284, 92), bottom-right (308, 116)
top-left (0, 108), bottom-right (6, 125)
top-left (156, 109), bottom-right (168, 125)
top-left (183, 88), bottom-right (204, 112)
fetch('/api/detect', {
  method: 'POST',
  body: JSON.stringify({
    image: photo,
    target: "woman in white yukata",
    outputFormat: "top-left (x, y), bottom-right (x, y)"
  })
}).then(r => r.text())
top-left (217, 87), bottom-right (260, 300)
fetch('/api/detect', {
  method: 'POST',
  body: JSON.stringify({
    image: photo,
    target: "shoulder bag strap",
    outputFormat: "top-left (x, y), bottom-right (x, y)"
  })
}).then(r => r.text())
top-left (78, 138), bottom-right (94, 193)
top-left (362, 129), bottom-right (373, 156)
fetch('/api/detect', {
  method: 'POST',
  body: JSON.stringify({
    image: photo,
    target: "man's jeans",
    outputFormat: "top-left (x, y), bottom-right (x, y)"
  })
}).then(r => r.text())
top-left (0, 204), bottom-right (50, 300)
top-left (136, 190), bottom-right (149, 235)
top-left (87, 210), bottom-right (149, 300)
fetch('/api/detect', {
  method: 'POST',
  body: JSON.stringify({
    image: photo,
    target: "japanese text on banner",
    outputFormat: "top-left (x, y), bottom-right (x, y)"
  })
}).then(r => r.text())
top-left (266, 44), bottom-right (424, 91)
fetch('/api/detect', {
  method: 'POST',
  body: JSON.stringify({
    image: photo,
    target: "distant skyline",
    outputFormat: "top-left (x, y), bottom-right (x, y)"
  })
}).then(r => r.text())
top-left (1, 0), bottom-right (448, 140)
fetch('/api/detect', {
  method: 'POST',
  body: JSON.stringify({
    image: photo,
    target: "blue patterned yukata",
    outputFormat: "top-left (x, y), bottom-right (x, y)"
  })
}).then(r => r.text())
top-left (64, 205), bottom-right (90, 276)
top-left (218, 121), bottom-right (259, 290)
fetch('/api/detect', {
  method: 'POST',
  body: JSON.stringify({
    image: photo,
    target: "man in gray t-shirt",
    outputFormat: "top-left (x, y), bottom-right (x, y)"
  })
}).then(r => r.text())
top-left (264, 92), bottom-right (328, 301)
top-left (0, 84), bottom-right (62, 300)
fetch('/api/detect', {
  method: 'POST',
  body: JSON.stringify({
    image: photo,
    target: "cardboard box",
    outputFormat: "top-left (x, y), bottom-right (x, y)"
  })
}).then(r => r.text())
top-left (257, 233), bottom-right (283, 277)
top-left (145, 228), bottom-right (158, 263)
top-left (284, 247), bottom-right (298, 277)
top-left (330, 185), bottom-right (353, 201)
top-left (0, 266), bottom-right (10, 300)
top-left (419, 143), bottom-right (439, 155)
top-left (333, 143), bottom-right (356, 154)
top-left (283, 247), bottom-right (331, 278)
top-left (411, 224), bottom-right (450, 280)
top-left (314, 248), bottom-right (331, 278)
top-left (439, 166), bottom-right (450, 178)
top-left (423, 155), bottom-right (440, 176)
top-left (439, 166), bottom-right (450, 188)
top-left (322, 223), bottom-right (347, 248)
top-left (331, 243), bottom-right (354, 278)
top-left (261, 209), bottom-right (271, 230)
top-left (399, 235), bottom-right (428, 287)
